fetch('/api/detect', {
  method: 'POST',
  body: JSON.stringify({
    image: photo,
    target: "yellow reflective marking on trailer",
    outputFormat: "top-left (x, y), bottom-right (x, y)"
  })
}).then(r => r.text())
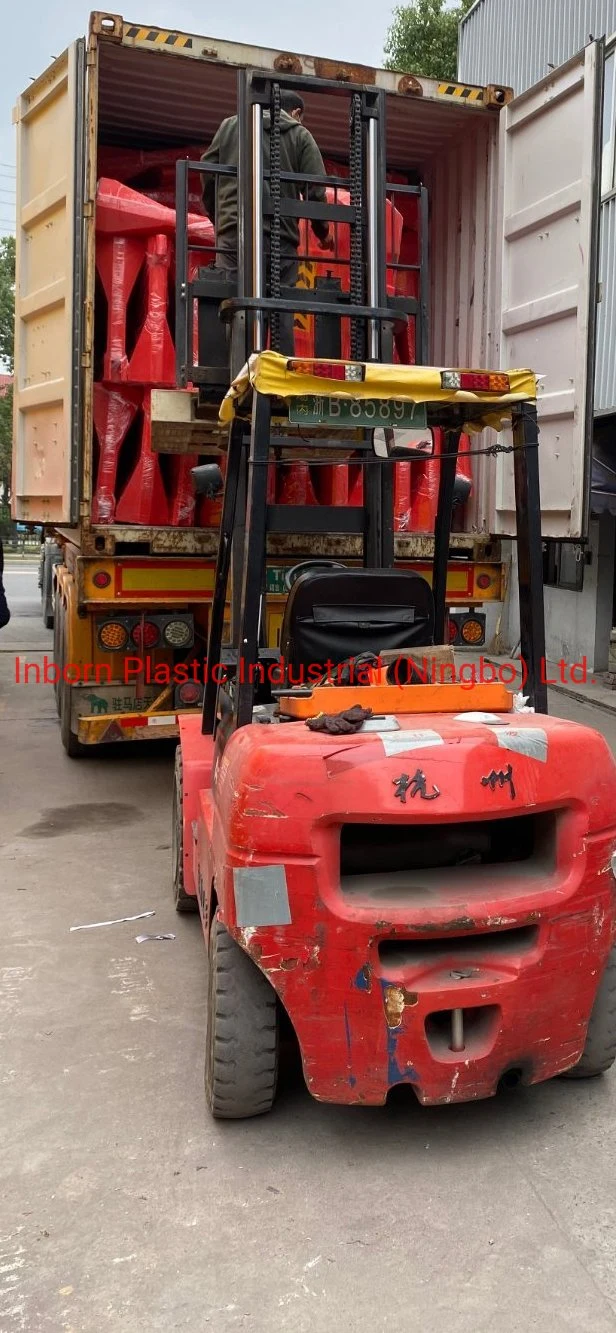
top-left (123, 24), bottom-right (194, 49)
top-left (437, 83), bottom-right (484, 102)
top-left (119, 566), bottom-right (215, 594)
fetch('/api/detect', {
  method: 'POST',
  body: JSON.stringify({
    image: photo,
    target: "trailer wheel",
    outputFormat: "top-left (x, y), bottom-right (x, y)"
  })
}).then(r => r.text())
top-left (56, 596), bottom-right (87, 759)
top-left (562, 947), bottom-right (616, 1079)
top-left (205, 916), bottom-right (279, 1119)
top-left (41, 542), bottom-right (62, 629)
top-left (172, 746), bottom-right (198, 913)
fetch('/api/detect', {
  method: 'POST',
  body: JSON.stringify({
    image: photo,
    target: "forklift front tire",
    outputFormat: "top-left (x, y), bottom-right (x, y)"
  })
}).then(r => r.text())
top-left (205, 917), bottom-right (279, 1119)
top-left (172, 746), bottom-right (198, 913)
top-left (561, 947), bottom-right (616, 1079)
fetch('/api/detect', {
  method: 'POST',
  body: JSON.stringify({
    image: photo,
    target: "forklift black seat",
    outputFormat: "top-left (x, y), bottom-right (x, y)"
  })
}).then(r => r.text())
top-left (279, 568), bottom-right (435, 681)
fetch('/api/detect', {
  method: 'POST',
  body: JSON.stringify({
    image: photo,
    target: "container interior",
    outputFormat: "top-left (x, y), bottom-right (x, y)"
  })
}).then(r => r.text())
top-left (92, 41), bottom-right (500, 531)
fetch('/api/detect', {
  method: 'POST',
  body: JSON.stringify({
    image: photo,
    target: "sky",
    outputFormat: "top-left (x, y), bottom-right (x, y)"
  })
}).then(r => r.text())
top-left (0, 0), bottom-right (395, 237)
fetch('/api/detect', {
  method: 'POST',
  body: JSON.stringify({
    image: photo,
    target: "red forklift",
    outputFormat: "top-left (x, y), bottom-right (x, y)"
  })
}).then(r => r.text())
top-left (172, 71), bottom-right (616, 1118)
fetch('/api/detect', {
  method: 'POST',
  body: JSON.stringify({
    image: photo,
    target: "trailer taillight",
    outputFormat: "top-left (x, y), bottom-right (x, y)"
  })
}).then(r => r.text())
top-left (476, 573), bottom-right (492, 590)
top-left (92, 570), bottom-right (112, 589)
top-left (287, 359), bottom-right (365, 383)
top-left (132, 621), bottom-right (160, 649)
top-left (163, 619), bottom-right (192, 649)
top-left (177, 681), bottom-right (202, 706)
top-left (461, 617), bottom-right (485, 645)
top-left (441, 371), bottom-right (511, 393)
top-left (99, 621), bottom-right (128, 651)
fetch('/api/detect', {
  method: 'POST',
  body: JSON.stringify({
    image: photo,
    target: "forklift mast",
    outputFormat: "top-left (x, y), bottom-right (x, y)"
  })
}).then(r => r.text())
top-left (173, 70), bottom-right (547, 735)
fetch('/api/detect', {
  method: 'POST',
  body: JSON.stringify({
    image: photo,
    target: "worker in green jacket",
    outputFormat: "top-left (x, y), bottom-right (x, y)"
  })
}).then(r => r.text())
top-left (201, 90), bottom-right (334, 354)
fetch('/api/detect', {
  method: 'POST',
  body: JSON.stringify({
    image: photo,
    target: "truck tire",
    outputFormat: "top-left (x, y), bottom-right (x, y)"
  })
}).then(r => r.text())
top-left (52, 583), bottom-right (62, 715)
top-left (561, 947), bottom-right (616, 1079)
top-left (172, 746), bottom-right (198, 913)
top-left (41, 542), bottom-right (62, 629)
top-left (205, 916), bottom-right (279, 1119)
top-left (56, 596), bottom-right (87, 759)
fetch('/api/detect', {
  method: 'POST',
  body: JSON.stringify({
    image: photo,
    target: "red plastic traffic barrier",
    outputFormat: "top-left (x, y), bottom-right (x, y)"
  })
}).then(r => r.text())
top-left (126, 234), bottom-right (176, 386)
top-left (96, 178), bottom-right (214, 245)
top-left (276, 463), bottom-right (318, 507)
top-left (92, 384), bottom-right (143, 524)
top-left (96, 234), bottom-right (145, 381)
top-left (116, 390), bottom-right (170, 525)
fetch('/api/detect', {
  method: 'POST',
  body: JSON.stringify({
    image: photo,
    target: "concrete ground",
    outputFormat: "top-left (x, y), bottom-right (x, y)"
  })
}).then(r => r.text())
top-left (3, 565), bottom-right (616, 1333)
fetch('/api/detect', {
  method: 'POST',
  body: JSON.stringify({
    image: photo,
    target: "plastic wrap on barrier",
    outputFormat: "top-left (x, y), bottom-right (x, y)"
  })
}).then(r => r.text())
top-left (294, 188), bottom-right (403, 361)
top-left (145, 188), bottom-right (204, 212)
top-left (394, 461), bottom-right (412, 533)
top-left (408, 430), bottom-right (474, 533)
top-left (92, 384), bottom-right (143, 523)
top-left (126, 234), bottom-right (175, 386)
top-left (349, 462), bottom-right (364, 507)
top-left (96, 178), bottom-right (215, 246)
top-left (457, 432), bottom-right (472, 485)
top-left (170, 455), bottom-right (198, 527)
top-left (276, 462), bottom-right (318, 506)
top-left (409, 428), bottom-right (442, 533)
top-left (96, 234), bottom-right (145, 380)
top-left (116, 390), bottom-right (170, 525)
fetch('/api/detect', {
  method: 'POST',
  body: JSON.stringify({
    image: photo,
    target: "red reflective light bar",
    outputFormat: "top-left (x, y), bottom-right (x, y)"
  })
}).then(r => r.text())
top-left (441, 370), bottom-right (511, 392)
top-left (287, 359), bottom-right (365, 382)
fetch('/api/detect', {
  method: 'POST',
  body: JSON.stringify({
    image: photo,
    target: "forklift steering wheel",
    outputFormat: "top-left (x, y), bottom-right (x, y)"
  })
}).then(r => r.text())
top-left (283, 560), bottom-right (347, 592)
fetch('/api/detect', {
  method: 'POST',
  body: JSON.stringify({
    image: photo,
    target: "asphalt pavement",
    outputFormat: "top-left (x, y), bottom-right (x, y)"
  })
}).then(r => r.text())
top-left (2, 564), bottom-right (616, 1332)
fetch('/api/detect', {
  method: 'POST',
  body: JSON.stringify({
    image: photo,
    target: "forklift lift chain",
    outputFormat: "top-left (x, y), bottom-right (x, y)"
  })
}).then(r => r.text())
top-left (349, 91), bottom-right (364, 360)
top-left (269, 80), bottom-right (282, 351)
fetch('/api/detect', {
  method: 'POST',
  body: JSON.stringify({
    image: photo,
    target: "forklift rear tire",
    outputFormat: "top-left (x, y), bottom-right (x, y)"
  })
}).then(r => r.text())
top-left (172, 746), bottom-right (198, 913)
top-left (561, 947), bottom-right (616, 1079)
top-left (205, 917), bottom-right (279, 1119)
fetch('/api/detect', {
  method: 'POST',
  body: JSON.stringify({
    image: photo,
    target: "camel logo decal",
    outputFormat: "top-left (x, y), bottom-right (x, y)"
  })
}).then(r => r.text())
top-left (85, 694), bottom-right (108, 715)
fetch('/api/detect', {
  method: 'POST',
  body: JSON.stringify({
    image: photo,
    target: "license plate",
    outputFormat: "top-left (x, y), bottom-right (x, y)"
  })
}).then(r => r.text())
top-left (288, 395), bottom-right (428, 429)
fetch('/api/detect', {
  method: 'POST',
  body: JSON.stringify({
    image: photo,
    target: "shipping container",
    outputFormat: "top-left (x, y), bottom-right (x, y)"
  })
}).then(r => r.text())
top-left (11, 13), bottom-right (604, 748)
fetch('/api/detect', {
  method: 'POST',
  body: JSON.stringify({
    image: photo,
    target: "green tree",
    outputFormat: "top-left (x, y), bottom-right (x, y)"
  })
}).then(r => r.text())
top-left (0, 236), bottom-right (15, 515)
top-left (384, 0), bottom-right (475, 81)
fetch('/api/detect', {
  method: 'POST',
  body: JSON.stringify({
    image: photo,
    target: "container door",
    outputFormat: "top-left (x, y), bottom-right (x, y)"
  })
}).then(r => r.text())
top-left (494, 40), bottom-right (603, 538)
top-left (12, 41), bottom-right (86, 524)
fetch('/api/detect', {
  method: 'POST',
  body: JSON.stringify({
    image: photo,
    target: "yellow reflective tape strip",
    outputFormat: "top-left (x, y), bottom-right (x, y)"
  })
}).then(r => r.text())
top-left (124, 25), bottom-right (193, 49)
top-left (119, 566), bottom-right (215, 593)
top-left (437, 82), bottom-right (484, 102)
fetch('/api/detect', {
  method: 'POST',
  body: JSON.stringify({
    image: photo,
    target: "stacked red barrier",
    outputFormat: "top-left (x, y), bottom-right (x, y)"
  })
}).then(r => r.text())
top-left (92, 145), bottom-right (473, 535)
top-left (93, 174), bottom-right (215, 525)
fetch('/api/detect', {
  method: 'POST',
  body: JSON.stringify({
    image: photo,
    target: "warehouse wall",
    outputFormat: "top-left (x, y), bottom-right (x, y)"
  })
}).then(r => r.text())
top-left (459, 0), bottom-right (616, 92)
top-left (499, 518), bottom-right (615, 672)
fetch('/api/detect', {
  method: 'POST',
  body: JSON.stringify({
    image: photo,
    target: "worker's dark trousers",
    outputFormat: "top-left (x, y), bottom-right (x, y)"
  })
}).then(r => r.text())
top-left (0, 540), bottom-right (10, 630)
top-left (215, 248), bottom-right (299, 355)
